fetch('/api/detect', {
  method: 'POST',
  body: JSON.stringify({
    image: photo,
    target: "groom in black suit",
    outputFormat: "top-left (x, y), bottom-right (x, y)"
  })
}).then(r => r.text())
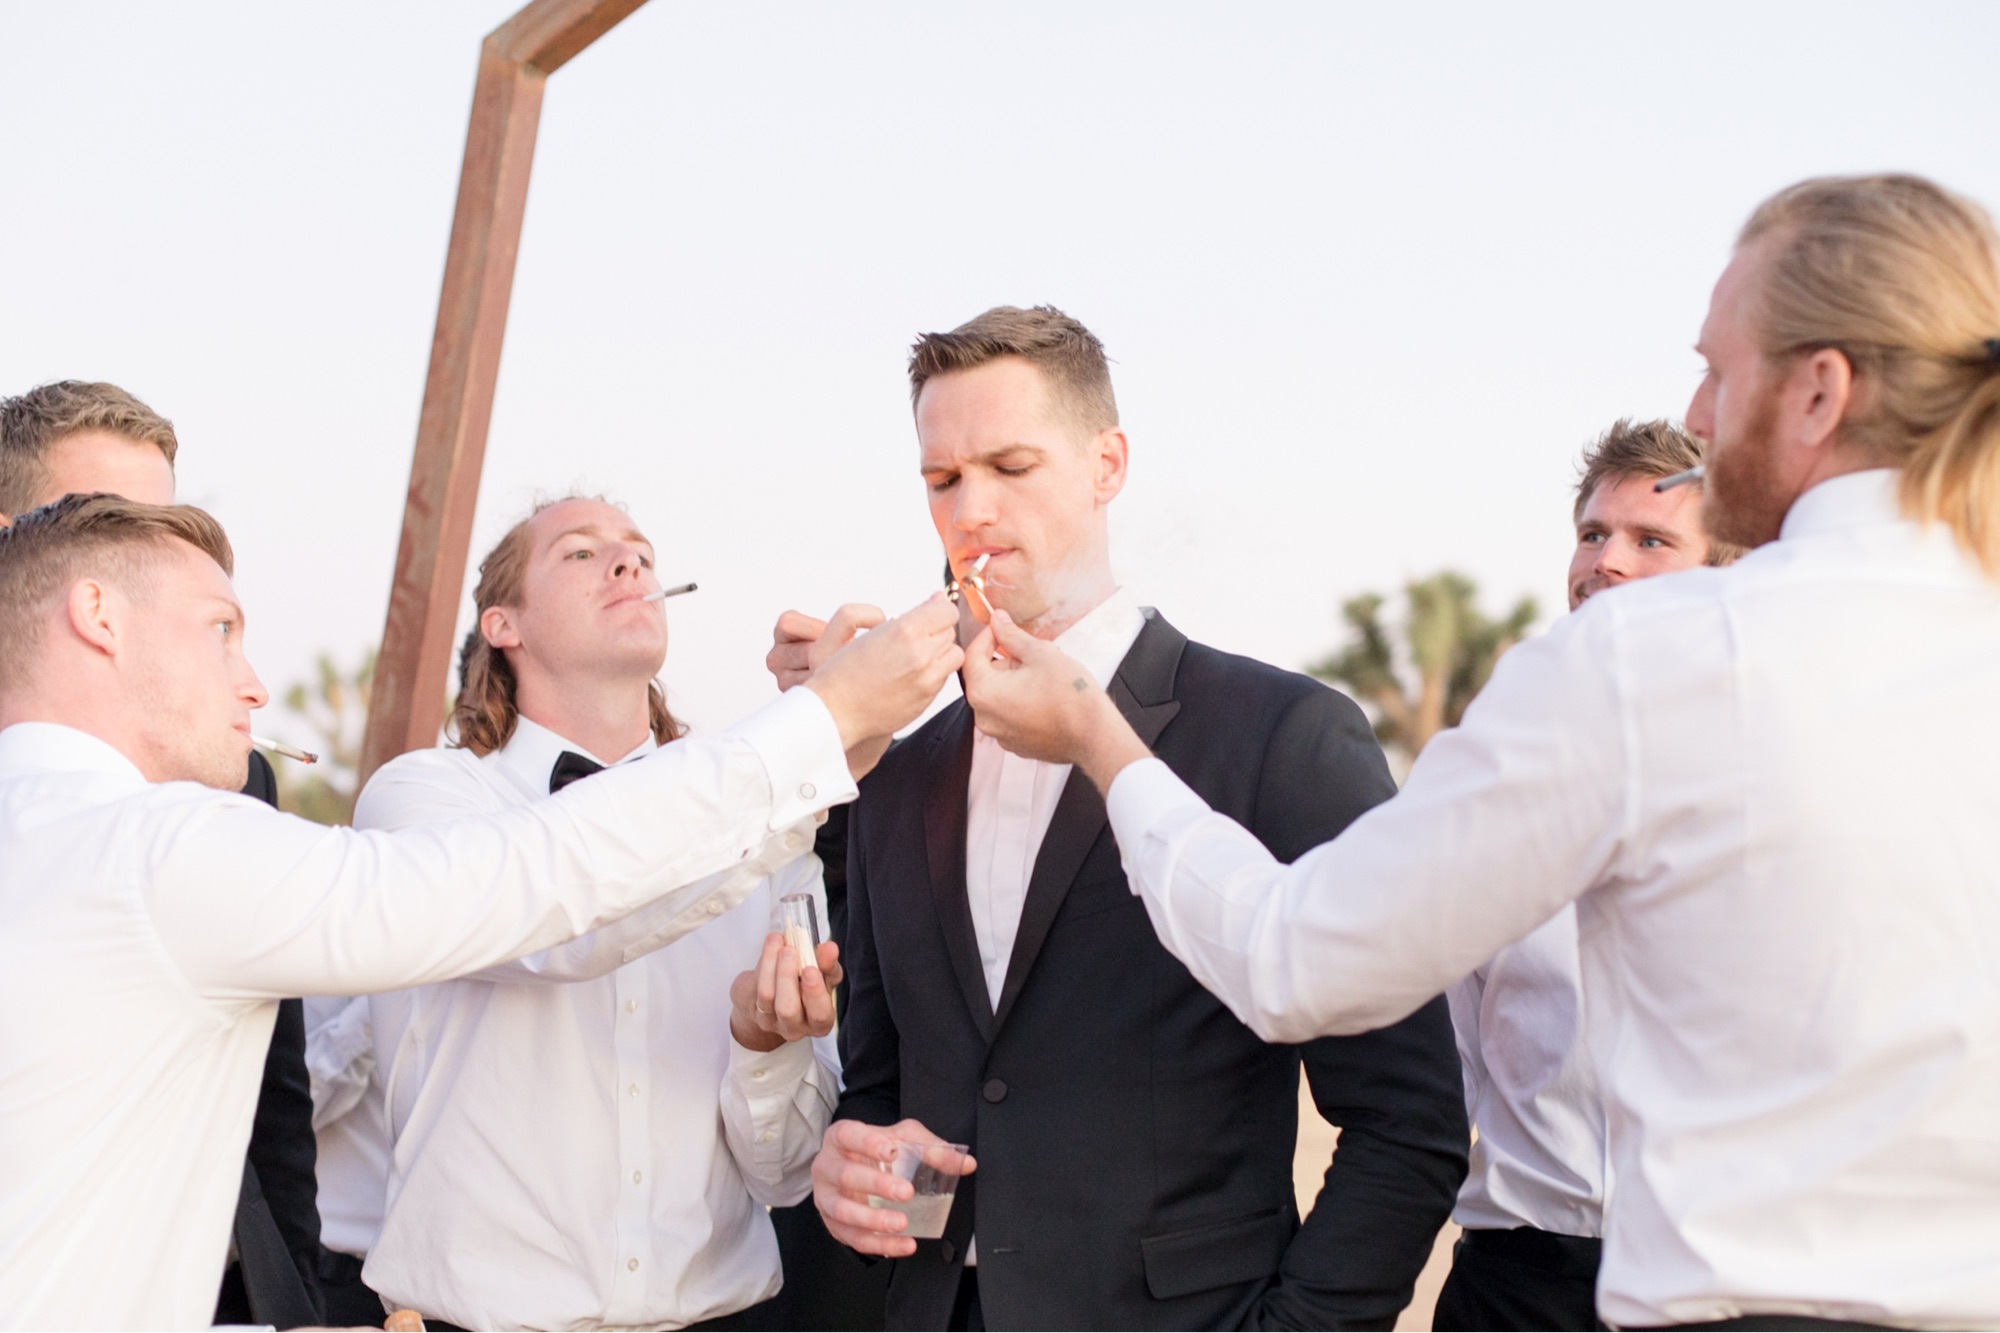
top-left (794, 307), bottom-right (1466, 1329)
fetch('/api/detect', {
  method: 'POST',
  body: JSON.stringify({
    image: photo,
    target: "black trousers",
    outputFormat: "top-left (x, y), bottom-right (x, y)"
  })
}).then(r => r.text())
top-left (1433, 1226), bottom-right (1602, 1331)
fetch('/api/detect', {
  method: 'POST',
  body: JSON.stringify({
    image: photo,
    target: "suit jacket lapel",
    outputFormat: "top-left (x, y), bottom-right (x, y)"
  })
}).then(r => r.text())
top-left (991, 611), bottom-right (1186, 1034)
top-left (923, 700), bottom-right (994, 1041)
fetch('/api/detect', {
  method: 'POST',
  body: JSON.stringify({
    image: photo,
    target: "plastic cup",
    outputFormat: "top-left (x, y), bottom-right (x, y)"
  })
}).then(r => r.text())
top-left (866, 1140), bottom-right (970, 1239)
top-left (774, 893), bottom-right (820, 962)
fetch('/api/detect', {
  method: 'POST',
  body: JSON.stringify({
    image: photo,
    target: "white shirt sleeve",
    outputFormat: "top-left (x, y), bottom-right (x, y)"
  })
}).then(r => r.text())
top-left (147, 686), bottom-right (856, 1002)
top-left (718, 853), bottom-right (841, 1208)
top-left (355, 747), bottom-right (822, 985)
top-left (1104, 617), bottom-right (1630, 1043)
top-left (302, 994), bottom-right (375, 1130)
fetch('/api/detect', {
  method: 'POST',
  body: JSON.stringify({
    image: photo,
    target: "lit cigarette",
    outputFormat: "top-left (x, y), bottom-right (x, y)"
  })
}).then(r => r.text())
top-left (642, 582), bottom-right (699, 603)
top-left (949, 554), bottom-right (994, 623)
top-left (1654, 465), bottom-right (1705, 492)
top-left (250, 734), bottom-right (318, 765)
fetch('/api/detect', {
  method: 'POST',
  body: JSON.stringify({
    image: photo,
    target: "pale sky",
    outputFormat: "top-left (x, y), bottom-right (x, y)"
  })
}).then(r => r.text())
top-left (6, 1), bottom-right (1998, 748)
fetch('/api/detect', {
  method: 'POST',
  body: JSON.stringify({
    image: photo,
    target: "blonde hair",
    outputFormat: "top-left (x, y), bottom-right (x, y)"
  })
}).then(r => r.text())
top-left (0, 381), bottom-right (179, 515)
top-left (0, 494), bottom-right (233, 693)
top-left (1740, 174), bottom-right (2000, 575)
top-left (448, 497), bottom-right (684, 757)
top-left (1574, 418), bottom-right (1745, 567)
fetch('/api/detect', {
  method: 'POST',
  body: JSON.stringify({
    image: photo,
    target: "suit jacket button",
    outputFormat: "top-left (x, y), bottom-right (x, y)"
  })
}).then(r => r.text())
top-left (940, 1239), bottom-right (957, 1265)
top-left (983, 1077), bottom-right (1008, 1103)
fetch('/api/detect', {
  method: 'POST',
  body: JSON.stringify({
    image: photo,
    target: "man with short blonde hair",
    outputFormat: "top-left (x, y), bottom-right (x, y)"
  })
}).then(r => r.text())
top-left (0, 380), bottom-right (178, 515)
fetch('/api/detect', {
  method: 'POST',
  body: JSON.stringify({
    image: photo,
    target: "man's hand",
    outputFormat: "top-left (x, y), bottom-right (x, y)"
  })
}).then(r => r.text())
top-left (729, 934), bottom-right (843, 1053)
top-left (769, 605), bottom-right (898, 777)
top-left (812, 1119), bottom-right (976, 1258)
top-left (804, 594), bottom-right (963, 770)
top-left (962, 609), bottom-right (1154, 794)
top-left (766, 605), bottom-right (885, 692)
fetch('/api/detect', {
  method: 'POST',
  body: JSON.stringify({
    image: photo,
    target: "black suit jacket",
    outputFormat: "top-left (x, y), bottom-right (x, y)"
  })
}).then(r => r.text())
top-left (838, 612), bottom-right (1468, 1331)
top-left (213, 751), bottom-right (326, 1328)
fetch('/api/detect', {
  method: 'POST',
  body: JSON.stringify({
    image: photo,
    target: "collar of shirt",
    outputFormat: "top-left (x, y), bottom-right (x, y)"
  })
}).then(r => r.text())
top-left (1779, 467), bottom-right (1899, 541)
top-left (492, 715), bottom-right (656, 804)
top-left (0, 721), bottom-right (150, 785)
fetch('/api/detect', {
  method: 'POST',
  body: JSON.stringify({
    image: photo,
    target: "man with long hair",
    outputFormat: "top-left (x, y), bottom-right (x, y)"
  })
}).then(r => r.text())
top-left (357, 497), bottom-right (848, 1332)
top-left (967, 174), bottom-right (2000, 1328)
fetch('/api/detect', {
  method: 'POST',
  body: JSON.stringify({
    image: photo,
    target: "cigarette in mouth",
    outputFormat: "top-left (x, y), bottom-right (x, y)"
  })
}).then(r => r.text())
top-left (949, 554), bottom-right (994, 622)
top-left (250, 735), bottom-right (319, 765)
top-left (641, 582), bottom-right (699, 603)
top-left (1654, 465), bottom-right (1705, 492)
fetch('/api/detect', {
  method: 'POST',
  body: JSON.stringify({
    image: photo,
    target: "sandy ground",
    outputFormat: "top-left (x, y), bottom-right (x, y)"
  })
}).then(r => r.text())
top-left (1294, 1075), bottom-right (1458, 1331)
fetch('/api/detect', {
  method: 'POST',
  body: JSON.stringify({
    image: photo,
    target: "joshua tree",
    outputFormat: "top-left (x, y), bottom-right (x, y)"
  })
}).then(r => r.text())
top-left (273, 650), bottom-right (376, 826)
top-left (1310, 571), bottom-right (1537, 763)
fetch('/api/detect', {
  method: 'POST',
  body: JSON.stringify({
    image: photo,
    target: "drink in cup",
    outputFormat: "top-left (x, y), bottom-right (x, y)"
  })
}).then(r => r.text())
top-left (866, 1140), bottom-right (970, 1240)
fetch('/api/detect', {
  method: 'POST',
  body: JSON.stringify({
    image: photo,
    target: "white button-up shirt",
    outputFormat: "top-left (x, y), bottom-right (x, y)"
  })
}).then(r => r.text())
top-left (1105, 471), bottom-right (2000, 1329)
top-left (1446, 909), bottom-right (1605, 1236)
top-left (304, 993), bottom-right (393, 1260)
top-left (0, 687), bottom-right (852, 1331)
top-left (966, 586), bottom-right (1146, 1009)
top-left (357, 717), bottom-right (840, 1332)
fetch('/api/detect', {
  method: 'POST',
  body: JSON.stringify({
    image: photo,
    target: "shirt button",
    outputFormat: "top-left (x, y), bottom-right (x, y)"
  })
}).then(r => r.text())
top-left (759, 1130), bottom-right (776, 1143)
top-left (626, 999), bottom-right (638, 1014)
top-left (784, 832), bottom-right (803, 850)
top-left (751, 1067), bottom-right (768, 1081)
top-left (628, 1083), bottom-right (640, 1098)
top-left (705, 899), bottom-right (725, 915)
top-left (627, 1257), bottom-right (640, 1272)
top-left (983, 1078), bottom-right (1008, 1103)
top-left (632, 1169), bottom-right (643, 1184)
top-left (799, 782), bottom-right (817, 800)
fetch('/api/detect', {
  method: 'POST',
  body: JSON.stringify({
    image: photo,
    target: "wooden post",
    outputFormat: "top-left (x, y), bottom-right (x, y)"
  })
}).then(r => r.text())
top-left (360, 0), bottom-right (648, 786)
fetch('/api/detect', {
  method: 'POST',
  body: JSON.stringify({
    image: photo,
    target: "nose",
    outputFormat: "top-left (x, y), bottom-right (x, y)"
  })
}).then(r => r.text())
top-left (1686, 377), bottom-right (1715, 443)
top-left (952, 474), bottom-right (999, 533)
top-left (1594, 535), bottom-right (1632, 582)
top-left (608, 543), bottom-right (645, 581)
top-left (238, 659), bottom-right (270, 711)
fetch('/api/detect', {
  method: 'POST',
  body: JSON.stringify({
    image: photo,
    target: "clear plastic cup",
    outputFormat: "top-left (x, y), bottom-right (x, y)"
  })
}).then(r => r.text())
top-left (866, 1140), bottom-right (970, 1239)
top-left (774, 893), bottom-right (820, 962)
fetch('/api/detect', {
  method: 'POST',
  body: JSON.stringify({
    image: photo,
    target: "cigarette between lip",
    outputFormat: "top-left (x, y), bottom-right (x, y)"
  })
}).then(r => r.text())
top-left (1654, 465), bottom-right (1706, 492)
top-left (642, 582), bottom-right (699, 603)
top-left (250, 735), bottom-right (318, 764)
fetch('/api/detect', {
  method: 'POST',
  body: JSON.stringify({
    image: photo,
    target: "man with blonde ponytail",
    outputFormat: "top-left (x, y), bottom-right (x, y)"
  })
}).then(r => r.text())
top-left (963, 173), bottom-right (2000, 1330)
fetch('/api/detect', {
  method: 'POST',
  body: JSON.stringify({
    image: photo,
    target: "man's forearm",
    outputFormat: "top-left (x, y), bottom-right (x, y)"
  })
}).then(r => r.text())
top-left (1075, 691), bottom-right (1154, 795)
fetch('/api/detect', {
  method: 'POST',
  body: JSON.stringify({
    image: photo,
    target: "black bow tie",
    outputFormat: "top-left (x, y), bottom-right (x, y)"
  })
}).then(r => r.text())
top-left (549, 750), bottom-right (606, 794)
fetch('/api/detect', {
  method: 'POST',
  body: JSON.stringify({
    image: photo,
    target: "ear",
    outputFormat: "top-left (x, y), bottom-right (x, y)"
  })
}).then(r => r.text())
top-left (1792, 347), bottom-right (1854, 452)
top-left (481, 604), bottom-right (521, 650)
top-left (66, 578), bottom-right (120, 657)
top-left (1091, 426), bottom-right (1130, 506)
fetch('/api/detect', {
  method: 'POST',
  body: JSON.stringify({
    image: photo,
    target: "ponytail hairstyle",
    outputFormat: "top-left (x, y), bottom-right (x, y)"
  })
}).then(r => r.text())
top-left (1739, 174), bottom-right (2000, 576)
top-left (448, 497), bottom-right (686, 757)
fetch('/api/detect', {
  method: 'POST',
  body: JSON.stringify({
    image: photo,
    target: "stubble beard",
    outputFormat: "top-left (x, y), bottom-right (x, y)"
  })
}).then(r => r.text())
top-left (1703, 389), bottom-right (1792, 552)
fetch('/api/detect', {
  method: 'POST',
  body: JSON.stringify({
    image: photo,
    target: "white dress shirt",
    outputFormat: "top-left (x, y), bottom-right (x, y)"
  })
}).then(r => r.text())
top-left (1105, 472), bottom-right (2000, 1328)
top-left (966, 586), bottom-right (1147, 1009)
top-left (357, 717), bottom-right (841, 1332)
top-left (0, 686), bottom-right (850, 1331)
top-left (1446, 908), bottom-right (1605, 1236)
top-left (304, 994), bottom-right (393, 1260)
top-left (959, 586), bottom-right (1145, 1268)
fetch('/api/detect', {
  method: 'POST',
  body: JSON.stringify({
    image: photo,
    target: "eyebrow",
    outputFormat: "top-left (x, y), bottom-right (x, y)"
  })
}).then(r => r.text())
top-left (920, 443), bottom-right (1049, 474)
top-left (545, 524), bottom-right (653, 551)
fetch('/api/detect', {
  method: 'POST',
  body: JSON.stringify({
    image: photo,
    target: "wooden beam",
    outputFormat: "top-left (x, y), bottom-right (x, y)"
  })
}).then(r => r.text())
top-left (359, 0), bottom-right (648, 786)
top-left (494, 0), bottom-right (649, 73)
